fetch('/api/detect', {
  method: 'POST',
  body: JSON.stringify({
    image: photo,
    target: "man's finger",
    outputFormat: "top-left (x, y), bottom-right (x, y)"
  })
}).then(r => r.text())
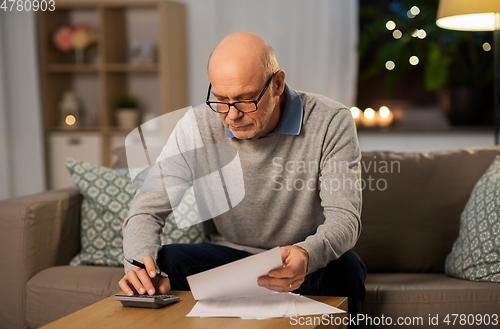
top-left (258, 272), bottom-right (305, 291)
top-left (127, 269), bottom-right (147, 295)
top-left (258, 275), bottom-right (289, 288)
top-left (158, 277), bottom-right (172, 295)
top-left (118, 276), bottom-right (135, 296)
top-left (279, 246), bottom-right (290, 263)
top-left (268, 265), bottom-right (295, 279)
top-left (136, 268), bottom-right (156, 295)
top-left (289, 278), bottom-right (304, 290)
top-left (142, 256), bottom-right (158, 278)
top-left (257, 280), bottom-right (291, 293)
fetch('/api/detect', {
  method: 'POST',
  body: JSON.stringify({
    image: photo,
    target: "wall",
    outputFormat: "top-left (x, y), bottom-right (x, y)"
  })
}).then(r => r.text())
top-left (0, 11), bottom-right (45, 200)
top-left (176, 0), bottom-right (359, 107)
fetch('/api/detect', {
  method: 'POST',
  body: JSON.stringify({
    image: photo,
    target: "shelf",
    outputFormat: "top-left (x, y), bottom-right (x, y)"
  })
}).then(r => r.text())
top-left (46, 64), bottom-right (160, 73)
top-left (47, 126), bottom-right (101, 132)
top-left (107, 127), bottom-right (137, 133)
top-left (47, 64), bottom-right (100, 73)
top-left (105, 63), bottom-right (158, 72)
top-left (39, 0), bottom-right (187, 189)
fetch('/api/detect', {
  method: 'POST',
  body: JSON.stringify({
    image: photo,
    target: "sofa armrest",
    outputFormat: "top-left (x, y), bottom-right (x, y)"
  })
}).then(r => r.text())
top-left (0, 187), bottom-right (82, 329)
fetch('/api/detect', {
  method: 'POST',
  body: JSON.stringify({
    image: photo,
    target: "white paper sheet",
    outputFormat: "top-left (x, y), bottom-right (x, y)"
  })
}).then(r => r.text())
top-left (186, 293), bottom-right (300, 318)
top-left (291, 295), bottom-right (345, 316)
top-left (186, 292), bottom-right (345, 319)
top-left (187, 246), bottom-right (283, 300)
top-left (185, 246), bottom-right (346, 319)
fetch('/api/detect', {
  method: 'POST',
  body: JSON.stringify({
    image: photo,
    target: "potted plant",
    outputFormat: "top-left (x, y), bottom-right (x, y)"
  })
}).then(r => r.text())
top-left (115, 94), bottom-right (140, 130)
top-left (358, 0), bottom-right (493, 125)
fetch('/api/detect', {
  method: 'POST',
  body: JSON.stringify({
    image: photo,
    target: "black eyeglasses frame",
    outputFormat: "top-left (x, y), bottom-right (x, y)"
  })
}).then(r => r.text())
top-left (205, 71), bottom-right (277, 114)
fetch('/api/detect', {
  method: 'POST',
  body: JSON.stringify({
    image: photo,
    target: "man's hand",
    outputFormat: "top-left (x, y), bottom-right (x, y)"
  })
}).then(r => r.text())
top-left (257, 245), bottom-right (309, 292)
top-left (118, 256), bottom-right (171, 296)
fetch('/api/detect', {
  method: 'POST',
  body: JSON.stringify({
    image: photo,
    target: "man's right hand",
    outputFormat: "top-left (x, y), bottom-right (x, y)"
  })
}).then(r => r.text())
top-left (118, 256), bottom-right (171, 296)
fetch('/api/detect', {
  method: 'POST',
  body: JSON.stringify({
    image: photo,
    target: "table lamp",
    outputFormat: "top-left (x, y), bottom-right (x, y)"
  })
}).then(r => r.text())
top-left (436, 0), bottom-right (500, 144)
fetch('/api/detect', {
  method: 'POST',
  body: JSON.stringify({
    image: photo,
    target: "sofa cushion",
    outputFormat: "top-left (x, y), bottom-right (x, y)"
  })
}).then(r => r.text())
top-left (363, 273), bottom-right (500, 327)
top-left (445, 156), bottom-right (500, 282)
top-left (66, 158), bottom-right (206, 266)
top-left (26, 265), bottom-right (124, 328)
top-left (354, 146), bottom-right (500, 273)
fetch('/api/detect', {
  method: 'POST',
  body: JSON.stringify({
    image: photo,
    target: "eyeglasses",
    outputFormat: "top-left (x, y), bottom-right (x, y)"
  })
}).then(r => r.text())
top-left (206, 72), bottom-right (276, 114)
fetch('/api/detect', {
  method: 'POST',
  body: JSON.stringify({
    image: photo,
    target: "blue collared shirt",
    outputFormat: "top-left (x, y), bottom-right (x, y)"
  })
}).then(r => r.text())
top-left (225, 83), bottom-right (303, 138)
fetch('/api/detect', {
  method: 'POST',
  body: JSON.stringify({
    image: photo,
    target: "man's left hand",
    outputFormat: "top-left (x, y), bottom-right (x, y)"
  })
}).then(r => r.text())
top-left (257, 245), bottom-right (309, 292)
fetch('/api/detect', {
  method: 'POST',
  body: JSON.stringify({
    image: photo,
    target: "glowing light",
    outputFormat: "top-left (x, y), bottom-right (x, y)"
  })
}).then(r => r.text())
top-left (410, 6), bottom-right (420, 16)
top-left (409, 56), bottom-right (419, 65)
top-left (386, 20), bottom-right (396, 30)
top-left (350, 107), bottom-right (361, 118)
top-left (417, 29), bottom-right (427, 39)
top-left (411, 29), bottom-right (418, 37)
top-left (379, 106), bottom-right (390, 118)
top-left (65, 115), bottom-right (76, 126)
top-left (407, 10), bottom-right (415, 19)
top-left (377, 106), bottom-right (394, 128)
top-left (483, 42), bottom-right (492, 51)
top-left (364, 108), bottom-right (375, 119)
top-left (437, 13), bottom-right (499, 31)
top-left (385, 61), bottom-right (395, 70)
top-left (393, 30), bottom-right (402, 39)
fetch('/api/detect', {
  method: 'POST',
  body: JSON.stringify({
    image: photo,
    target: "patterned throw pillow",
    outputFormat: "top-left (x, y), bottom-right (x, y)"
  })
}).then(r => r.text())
top-left (445, 156), bottom-right (500, 282)
top-left (66, 158), bottom-right (206, 266)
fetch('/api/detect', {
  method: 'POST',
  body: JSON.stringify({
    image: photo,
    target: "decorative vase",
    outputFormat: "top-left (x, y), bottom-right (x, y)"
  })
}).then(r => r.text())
top-left (75, 48), bottom-right (84, 65)
top-left (59, 91), bottom-right (80, 128)
top-left (116, 109), bottom-right (139, 130)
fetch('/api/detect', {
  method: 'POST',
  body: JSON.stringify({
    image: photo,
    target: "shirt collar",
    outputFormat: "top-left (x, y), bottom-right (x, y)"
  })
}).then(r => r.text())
top-left (224, 83), bottom-right (303, 138)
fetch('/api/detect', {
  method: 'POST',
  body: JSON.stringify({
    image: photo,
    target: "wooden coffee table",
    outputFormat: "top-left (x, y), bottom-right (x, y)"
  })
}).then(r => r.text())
top-left (41, 291), bottom-right (347, 329)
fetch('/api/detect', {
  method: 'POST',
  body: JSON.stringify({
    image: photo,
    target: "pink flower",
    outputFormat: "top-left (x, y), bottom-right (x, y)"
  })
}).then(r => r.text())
top-left (53, 26), bottom-right (73, 52)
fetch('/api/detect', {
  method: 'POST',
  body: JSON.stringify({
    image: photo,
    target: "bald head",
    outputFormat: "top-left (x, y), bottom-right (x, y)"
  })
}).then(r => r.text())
top-left (208, 32), bottom-right (279, 84)
top-left (206, 32), bottom-right (286, 140)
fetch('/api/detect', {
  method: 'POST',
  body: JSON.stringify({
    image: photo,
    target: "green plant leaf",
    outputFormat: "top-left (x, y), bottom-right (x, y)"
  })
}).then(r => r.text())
top-left (116, 94), bottom-right (139, 109)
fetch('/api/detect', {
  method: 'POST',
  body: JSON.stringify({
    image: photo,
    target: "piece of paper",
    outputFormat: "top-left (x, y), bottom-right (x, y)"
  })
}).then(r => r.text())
top-left (187, 246), bottom-right (283, 300)
top-left (186, 292), bottom-right (345, 319)
top-left (185, 246), bottom-right (346, 319)
top-left (290, 295), bottom-right (345, 316)
top-left (186, 293), bottom-right (300, 318)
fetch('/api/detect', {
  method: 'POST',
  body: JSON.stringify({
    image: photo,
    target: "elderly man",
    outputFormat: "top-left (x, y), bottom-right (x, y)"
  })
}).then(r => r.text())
top-left (119, 32), bottom-right (366, 324)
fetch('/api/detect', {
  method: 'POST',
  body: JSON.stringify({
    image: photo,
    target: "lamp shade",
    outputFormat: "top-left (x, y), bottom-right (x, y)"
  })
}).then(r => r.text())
top-left (436, 0), bottom-right (500, 31)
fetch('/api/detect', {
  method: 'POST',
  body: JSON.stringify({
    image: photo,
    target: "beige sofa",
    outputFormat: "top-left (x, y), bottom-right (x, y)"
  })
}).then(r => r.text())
top-left (1, 146), bottom-right (500, 328)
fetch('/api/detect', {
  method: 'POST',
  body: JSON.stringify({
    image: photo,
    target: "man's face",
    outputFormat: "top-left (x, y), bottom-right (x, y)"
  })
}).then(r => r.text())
top-left (211, 73), bottom-right (277, 140)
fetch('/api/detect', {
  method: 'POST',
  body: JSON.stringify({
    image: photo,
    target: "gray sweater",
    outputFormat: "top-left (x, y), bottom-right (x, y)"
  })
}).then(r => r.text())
top-left (123, 89), bottom-right (362, 275)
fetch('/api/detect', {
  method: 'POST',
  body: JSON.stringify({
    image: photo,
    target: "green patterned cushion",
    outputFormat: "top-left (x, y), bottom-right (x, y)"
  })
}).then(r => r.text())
top-left (66, 158), bottom-right (206, 266)
top-left (445, 156), bottom-right (500, 282)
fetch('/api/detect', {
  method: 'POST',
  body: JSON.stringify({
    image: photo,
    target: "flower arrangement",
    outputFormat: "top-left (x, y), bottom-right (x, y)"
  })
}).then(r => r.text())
top-left (53, 24), bottom-right (97, 63)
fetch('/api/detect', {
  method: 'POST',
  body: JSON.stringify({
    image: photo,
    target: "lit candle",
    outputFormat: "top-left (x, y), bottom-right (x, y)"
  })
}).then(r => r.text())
top-left (65, 114), bottom-right (77, 127)
top-left (361, 108), bottom-right (377, 127)
top-left (377, 106), bottom-right (394, 128)
top-left (350, 107), bottom-right (361, 126)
